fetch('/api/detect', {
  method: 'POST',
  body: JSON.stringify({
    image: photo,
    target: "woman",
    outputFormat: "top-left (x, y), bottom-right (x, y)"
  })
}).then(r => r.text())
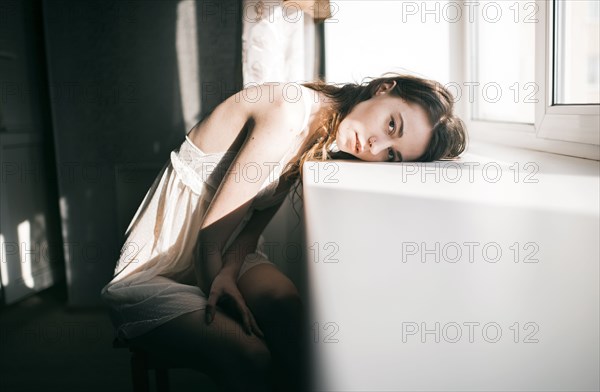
top-left (101, 73), bottom-right (467, 392)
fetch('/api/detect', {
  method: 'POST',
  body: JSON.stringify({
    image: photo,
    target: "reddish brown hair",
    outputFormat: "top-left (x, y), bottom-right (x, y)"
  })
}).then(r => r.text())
top-left (281, 73), bottom-right (468, 228)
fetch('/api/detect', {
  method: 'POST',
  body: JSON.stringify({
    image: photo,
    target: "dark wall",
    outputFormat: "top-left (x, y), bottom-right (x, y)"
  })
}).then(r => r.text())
top-left (42, 0), bottom-right (242, 306)
top-left (0, 0), bottom-right (65, 305)
top-left (197, 0), bottom-right (243, 119)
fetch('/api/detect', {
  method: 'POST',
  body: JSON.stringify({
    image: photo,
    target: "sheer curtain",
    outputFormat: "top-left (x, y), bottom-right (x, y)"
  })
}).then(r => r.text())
top-left (241, 0), bottom-right (329, 84)
top-left (240, 0), bottom-right (330, 296)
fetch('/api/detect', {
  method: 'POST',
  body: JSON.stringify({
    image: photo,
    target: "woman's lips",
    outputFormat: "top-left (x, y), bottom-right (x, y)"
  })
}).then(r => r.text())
top-left (355, 132), bottom-right (361, 154)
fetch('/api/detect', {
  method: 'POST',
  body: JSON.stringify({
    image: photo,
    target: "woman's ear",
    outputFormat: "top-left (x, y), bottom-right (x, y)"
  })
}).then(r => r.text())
top-left (375, 80), bottom-right (397, 95)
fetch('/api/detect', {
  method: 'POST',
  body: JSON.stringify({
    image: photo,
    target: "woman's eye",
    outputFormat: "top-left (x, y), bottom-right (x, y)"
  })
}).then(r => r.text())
top-left (388, 118), bottom-right (395, 135)
top-left (387, 148), bottom-right (395, 161)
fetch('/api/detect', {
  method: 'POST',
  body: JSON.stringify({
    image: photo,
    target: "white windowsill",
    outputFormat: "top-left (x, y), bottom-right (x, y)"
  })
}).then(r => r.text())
top-left (300, 140), bottom-right (599, 391)
top-left (302, 140), bottom-right (599, 216)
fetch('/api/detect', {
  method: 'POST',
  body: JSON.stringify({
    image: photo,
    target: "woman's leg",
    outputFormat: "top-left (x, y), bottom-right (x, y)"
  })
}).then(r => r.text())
top-left (127, 307), bottom-right (273, 392)
top-left (237, 263), bottom-right (311, 392)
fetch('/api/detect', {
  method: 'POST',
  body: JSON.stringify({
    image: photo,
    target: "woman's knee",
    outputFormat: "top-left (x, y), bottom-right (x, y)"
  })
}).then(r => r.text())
top-left (184, 330), bottom-right (272, 389)
top-left (236, 338), bottom-right (272, 375)
top-left (257, 288), bottom-right (304, 320)
top-left (238, 264), bottom-right (304, 317)
top-left (215, 338), bottom-right (272, 392)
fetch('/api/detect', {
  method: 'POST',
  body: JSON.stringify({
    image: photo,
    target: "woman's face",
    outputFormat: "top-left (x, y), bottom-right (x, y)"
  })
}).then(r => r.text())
top-left (336, 81), bottom-right (433, 162)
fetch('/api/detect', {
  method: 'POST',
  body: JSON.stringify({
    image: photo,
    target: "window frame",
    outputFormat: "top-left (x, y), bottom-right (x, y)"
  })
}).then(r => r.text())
top-left (462, 0), bottom-right (599, 160)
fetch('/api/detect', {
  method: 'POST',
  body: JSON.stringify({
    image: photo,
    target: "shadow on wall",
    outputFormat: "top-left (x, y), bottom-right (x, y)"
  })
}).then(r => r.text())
top-left (42, 0), bottom-right (243, 307)
top-left (0, 0), bottom-right (66, 306)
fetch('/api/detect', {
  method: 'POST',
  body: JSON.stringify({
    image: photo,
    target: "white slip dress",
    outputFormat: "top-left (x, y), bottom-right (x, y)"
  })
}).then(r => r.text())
top-left (100, 84), bottom-right (332, 341)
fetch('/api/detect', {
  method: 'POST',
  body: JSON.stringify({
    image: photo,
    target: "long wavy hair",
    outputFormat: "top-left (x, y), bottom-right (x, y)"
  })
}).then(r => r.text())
top-left (279, 72), bottom-right (468, 230)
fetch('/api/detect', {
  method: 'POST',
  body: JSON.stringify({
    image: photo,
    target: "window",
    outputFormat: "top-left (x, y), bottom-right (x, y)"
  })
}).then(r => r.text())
top-left (322, 0), bottom-right (599, 159)
top-left (554, 0), bottom-right (600, 104)
top-left (324, 0), bottom-right (452, 84)
top-left (471, 1), bottom-right (536, 124)
top-left (465, 0), bottom-right (599, 159)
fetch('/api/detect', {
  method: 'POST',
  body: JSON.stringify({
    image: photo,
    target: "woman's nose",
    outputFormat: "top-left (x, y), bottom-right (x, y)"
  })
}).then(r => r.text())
top-left (367, 136), bottom-right (392, 156)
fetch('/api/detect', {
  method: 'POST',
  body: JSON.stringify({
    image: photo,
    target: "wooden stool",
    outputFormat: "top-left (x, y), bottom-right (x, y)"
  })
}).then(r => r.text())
top-left (113, 336), bottom-right (173, 392)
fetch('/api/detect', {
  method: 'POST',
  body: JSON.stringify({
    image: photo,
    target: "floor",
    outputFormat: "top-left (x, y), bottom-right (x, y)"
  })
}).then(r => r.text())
top-left (0, 282), bottom-right (218, 392)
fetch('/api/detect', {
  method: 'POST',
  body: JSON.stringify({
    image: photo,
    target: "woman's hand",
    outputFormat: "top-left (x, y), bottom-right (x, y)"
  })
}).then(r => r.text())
top-left (205, 268), bottom-right (264, 338)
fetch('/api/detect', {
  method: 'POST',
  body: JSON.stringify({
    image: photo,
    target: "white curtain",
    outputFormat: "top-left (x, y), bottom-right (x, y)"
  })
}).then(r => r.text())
top-left (240, 0), bottom-right (325, 294)
top-left (242, 0), bottom-right (318, 84)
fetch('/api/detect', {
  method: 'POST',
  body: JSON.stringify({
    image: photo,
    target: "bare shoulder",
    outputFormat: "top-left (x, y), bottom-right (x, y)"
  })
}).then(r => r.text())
top-left (197, 83), bottom-right (310, 233)
top-left (233, 82), bottom-right (308, 137)
top-left (188, 83), bottom-right (308, 154)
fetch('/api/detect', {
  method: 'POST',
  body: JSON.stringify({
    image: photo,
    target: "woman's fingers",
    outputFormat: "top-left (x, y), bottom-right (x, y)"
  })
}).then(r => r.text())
top-left (248, 311), bottom-right (265, 338)
top-left (205, 289), bottom-right (220, 324)
top-left (204, 278), bottom-right (264, 339)
top-left (231, 293), bottom-right (253, 335)
top-left (234, 295), bottom-right (264, 338)
top-left (228, 292), bottom-right (264, 338)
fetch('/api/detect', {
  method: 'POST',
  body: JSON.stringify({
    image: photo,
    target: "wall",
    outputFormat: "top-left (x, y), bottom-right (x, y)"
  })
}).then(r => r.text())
top-left (0, 0), bottom-right (64, 305)
top-left (42, 0), bottom-right (242, 306)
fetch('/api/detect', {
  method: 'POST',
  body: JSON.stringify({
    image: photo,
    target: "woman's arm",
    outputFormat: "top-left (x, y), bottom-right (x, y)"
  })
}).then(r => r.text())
top-left (195, 84), bottom-right (306, 291)
top-left (219, 197), bottom-right (287, 279)
top-left (201, 197), bottom-right (288, 332)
